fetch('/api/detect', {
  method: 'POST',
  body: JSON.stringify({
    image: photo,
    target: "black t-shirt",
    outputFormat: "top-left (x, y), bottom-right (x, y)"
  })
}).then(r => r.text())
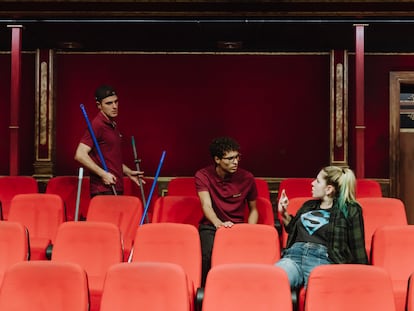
top-left (295, 208), bottom-right (331, 246)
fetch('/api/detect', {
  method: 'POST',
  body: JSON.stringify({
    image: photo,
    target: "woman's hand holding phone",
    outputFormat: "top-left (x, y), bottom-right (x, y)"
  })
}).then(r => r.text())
top-left (278, 189), bottom-right (289, 214)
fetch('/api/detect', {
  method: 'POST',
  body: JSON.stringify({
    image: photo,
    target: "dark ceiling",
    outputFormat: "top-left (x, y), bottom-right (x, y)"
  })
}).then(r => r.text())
top-left (2, 1), bottom-right (414, 53)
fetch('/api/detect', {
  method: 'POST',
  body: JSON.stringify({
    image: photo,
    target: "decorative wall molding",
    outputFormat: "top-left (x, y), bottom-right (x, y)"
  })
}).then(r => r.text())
top-left (330, 49), bottom-right (348, 166)
top-left (33, 49), bottom-right (55, 180)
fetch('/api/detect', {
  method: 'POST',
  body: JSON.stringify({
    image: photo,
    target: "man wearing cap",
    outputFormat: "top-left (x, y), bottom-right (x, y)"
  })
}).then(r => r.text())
top-left (75, 85), bottom-right (143, 197)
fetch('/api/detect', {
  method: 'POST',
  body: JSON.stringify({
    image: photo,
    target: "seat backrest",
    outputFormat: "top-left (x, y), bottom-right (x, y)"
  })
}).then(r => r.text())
top-left (0, 261), bottom-right (89, 311)
top-left (167, 177), bottom-right (198, 196)
top-left (211, 223), bottom-right (280, 267)
top-left (46, 176), bottom-right (91, 221)
top-left (123, 177), bottom-right (159, 222)
top-left (0, 221), bottom-right (29, 287)
top-left (131, 223), bottom-right (201, 297)
top-left (9, 194), bottom-right (65, 244)
top-left (255, 196), bottom-right (275, 226)
top-left (305, 264), bottom-right (396, 311)
top-left (151, 195), bottom-right (203, 227)
top-left (356, 178), bottom-right (382, 198)
top-left (281, 197), bottom-right (313, 248)
top-left (167, 177), bottom-right (271, 199)
top-left (0, 176), bottom-right (38, 220)
top-left (254, 178), bottom-right (271, 199)
top-left (276, 178), bottom-right (313, 228)
top-left (371, 225), bottom-right (414, 311)
top-left (277, 178), bottom-right (313, 201)
top-left (358, 197), bottom-right (408, 258)
top-left (101, 262), bottom-right (190, 311)
top-left (8, 193), bottom-right (65, 260)
top-left (202, 264), bottom-right (292, 311)
top-left (52, 221), bottom-right (123, 311)
top-left (86, 195), bottom-right (143, 260)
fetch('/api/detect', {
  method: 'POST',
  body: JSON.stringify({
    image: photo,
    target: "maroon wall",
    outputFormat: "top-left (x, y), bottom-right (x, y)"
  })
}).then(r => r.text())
top-left (3, 52), bottom-right (411, 180)
top-left (54, 53), bottom-right (331, 178)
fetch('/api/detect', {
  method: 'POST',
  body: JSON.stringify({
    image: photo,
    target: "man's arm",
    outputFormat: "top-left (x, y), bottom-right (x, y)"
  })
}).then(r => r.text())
top-left (74, 142), bottom-right (116, 185)
top-left (198, 191), bottom-right (230, 228)
top-left (247, 200), bottom-right (259, 224)
top-left (122, 164), bottom-right (145, 186)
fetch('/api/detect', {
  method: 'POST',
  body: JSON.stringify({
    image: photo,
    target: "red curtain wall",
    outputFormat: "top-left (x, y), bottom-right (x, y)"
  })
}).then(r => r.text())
top-left (55, 53), bottom-right (331, 178)
top-left (3, 52), bottom-right (413, 179)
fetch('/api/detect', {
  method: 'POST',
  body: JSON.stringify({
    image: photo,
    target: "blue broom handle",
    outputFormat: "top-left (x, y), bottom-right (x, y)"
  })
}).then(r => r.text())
top-left (80, 104), bottom-right (109, 171)
top-left (140, 150), bottom-right (166, 225)
top-left (80, 104), bottom-right (116, 195)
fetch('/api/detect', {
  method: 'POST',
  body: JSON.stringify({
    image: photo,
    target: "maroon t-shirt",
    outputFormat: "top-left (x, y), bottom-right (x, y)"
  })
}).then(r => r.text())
top-left (80, 111), bottom-right (124, 195)
top-left (195, 165), bottom-right (258, 225)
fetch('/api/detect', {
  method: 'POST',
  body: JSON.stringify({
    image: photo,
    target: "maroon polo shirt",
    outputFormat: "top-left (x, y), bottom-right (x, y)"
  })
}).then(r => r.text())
top-left (195, 165), bottom-right (257, 225)
top-left (80, 111), bottom-right (124, 195)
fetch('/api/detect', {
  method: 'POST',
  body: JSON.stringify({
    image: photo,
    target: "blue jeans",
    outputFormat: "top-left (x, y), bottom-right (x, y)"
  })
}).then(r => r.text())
top-left (275, 242), bottom-right (332, 288)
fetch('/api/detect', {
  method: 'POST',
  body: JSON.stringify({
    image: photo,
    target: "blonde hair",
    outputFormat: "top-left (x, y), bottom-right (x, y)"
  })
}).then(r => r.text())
top-left (321, 166), bottom-right (356, 217)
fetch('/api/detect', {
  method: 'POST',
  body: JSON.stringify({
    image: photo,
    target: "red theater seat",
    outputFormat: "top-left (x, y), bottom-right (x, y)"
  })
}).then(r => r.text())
top-left (151, 195), bottom-right (203, 227)
top-left (211, 223), bottom-right (280, 267)
top-left (254, 196), bottom-right (276, 226)
top-left (254, 178), bottom-right (271, 200)
top-left (8, 193), bottom-right (65, 260)
top-left (0, 261), bottom-right (89, 311)
top-left (277, 178), bottom-right (313, 201)
top-left (86, 195), bottom-right (143, 261)
top-left (52, 221), bottom-right (123, 311)
top-left (358, 197), bottom-right (408, 259)
top-left (131, 223), bottom-right (201, 311)
top-left (276, 178), bottom-right (313, 229)
top-left (305, 264), bottom-right (396, 311)
top-left (46, 175), bottom-right (91, 221)
top-left (123, 176), bottom-right (159, 222)
top-left (371, 225), bottom-right (414, 311)
top-left (167, 177), bottom-right (197, 196)
top-left (0, 176), bottom-right (38, 220)
top-left (101, 262), bottom-right (190, 311)
top-left (0, 221), bottom-right (29, 287)
top-left (202, 264), bottom-right (292, 311)
top-left (168, 177), bottom-right (271, 199)
top-left (356, 178), bottom-right (382, 198)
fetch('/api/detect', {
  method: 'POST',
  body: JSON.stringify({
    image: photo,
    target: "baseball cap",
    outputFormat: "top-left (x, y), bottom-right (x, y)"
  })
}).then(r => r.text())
top-left (95, 85), bottom-right (117, 102)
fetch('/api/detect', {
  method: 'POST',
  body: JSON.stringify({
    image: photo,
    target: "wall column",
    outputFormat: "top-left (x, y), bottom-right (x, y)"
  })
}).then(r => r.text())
top-left (8, 25), bottom-right (23, 176)
top-left (354, 24), bottom-right (368, 178)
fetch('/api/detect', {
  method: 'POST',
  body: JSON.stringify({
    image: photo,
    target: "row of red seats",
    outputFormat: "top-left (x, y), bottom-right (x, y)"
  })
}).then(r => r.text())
top-left (0, 176), bottom-right (159, 222)
top-left (281, 197), bottom-right (407, 256)
top-left (0, 221), bottom-right (274, 311)
top-left (1, 192), bottom-right (273, 261)
top-left (0, 175), bottom-right (382, 220)
top-left (4, 192), bottom-right (398, 264)
top-left (0, 175), bottom-right (398, 265)
top-left (2, 222), bottom-right (414, 311)
top-left (0, 261), bottom-right (291, 311)
top-left (168, 176), bottom-right (383, 197)
top-left (2, 260), bottom-right (411, 311)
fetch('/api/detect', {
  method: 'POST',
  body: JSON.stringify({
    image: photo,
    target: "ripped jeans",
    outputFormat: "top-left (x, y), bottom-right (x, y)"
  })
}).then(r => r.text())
top-left (275, 242), bottom-right (332, 288)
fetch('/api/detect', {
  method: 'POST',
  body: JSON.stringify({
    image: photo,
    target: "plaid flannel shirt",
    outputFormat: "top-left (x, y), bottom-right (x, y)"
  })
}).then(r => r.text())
top-left (284, 199), bottom-right (369, 264)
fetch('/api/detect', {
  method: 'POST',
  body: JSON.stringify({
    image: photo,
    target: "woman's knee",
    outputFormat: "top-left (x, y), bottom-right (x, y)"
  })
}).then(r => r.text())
top-left (275, 258), bottom-right (304, 288)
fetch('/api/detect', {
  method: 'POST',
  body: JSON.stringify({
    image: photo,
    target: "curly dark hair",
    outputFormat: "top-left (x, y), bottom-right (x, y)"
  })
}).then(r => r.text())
top-left (209, 136), bottom-right (240, 159)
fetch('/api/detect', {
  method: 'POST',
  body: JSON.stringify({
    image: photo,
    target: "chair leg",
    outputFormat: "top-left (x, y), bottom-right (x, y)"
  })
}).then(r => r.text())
top-left (195, 287), bottom-right (204, 311)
